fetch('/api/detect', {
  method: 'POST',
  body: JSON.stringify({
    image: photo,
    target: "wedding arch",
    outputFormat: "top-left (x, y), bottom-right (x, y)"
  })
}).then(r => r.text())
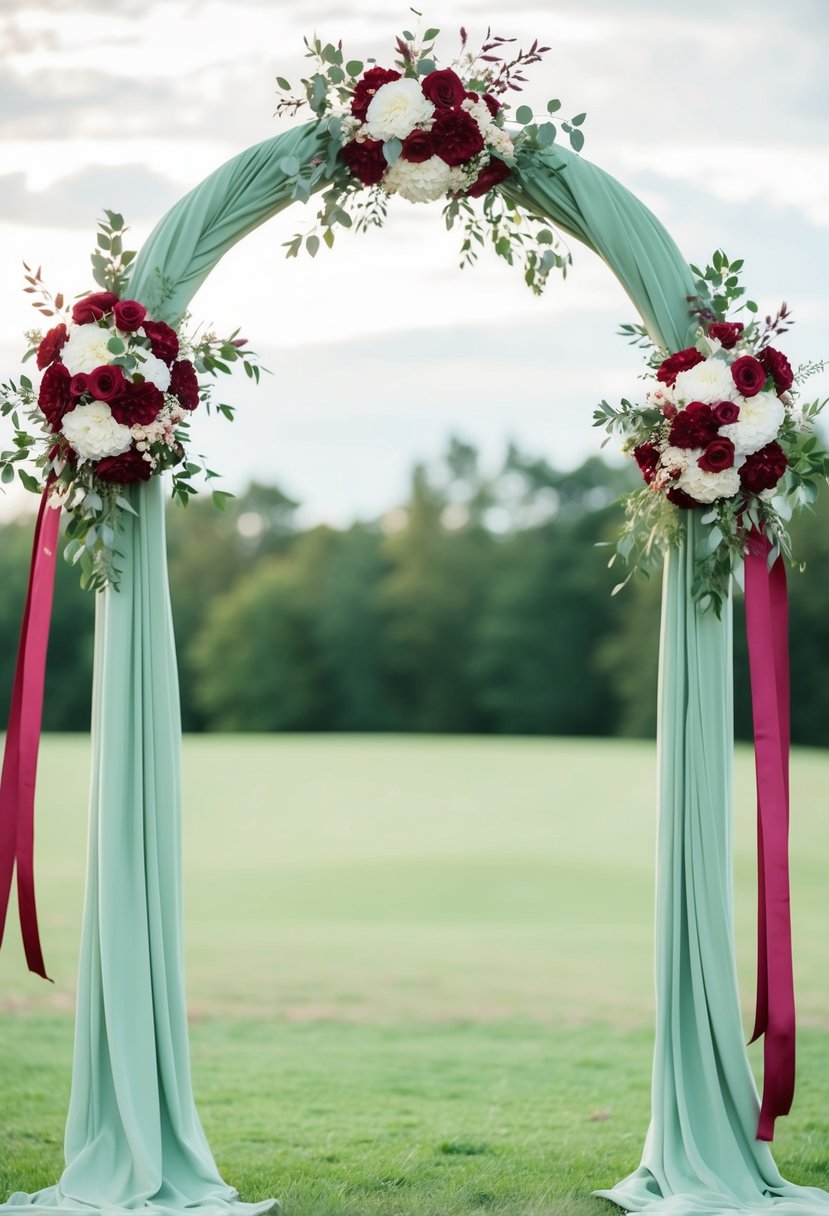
top-left (1, 55), bottom-right (827, 1216)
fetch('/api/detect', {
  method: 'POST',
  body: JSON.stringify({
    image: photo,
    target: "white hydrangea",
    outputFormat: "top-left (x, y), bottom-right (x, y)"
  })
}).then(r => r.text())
top-left (134, 349), bottom-right (172, 392)
top-left (660, 445), bottom-right (691, 475)
top-left (486, 126), bottom-right (514, 158)
top-left (645, 382), bottom-right (675, 409)
top-left (61, 400), bottom-right (133, 461)
top-left (365, 78), bottom-right (434, 141)
top-left (719, 390), bottom-right (784, 457)
top-left (673, 356), bottom-right (737, 405)
top-left (382, 155), bottom-right (466, 203)
top-left (676, 462), bottom-right (741, 504)
top-left (60, 323), bottom-right (113, 375)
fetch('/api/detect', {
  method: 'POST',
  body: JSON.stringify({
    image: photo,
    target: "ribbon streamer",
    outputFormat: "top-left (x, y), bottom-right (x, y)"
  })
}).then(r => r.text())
top-left (744, 531), bottom-right (794, 1141)
top-left (0, 489), bottom-right (61, 980)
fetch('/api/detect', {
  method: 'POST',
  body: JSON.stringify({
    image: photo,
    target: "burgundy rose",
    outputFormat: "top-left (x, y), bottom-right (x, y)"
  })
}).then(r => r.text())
top-left (707, 321), bottom-right (744, 350)
top-left (662, 403), bottom-right (678, 419)
top-left (113, 299), bottom-right (147, 332)
top-left (759, 346), bottom-right (794, 395)
top-left (71, 291), bottom-right (119, 325)
top-left (667, 488), bottom-right (704, 509)
top-left (465, 156), bottom-right (512, 198)
top-left (142, 320), bottom-right (179, 365)
top-left (633, 442), bottom-right (660, 485)
top-left (69, 373), bottom-right (89, 398)
top-left (170, 359), bottom-right (200, 411)
top-left (36, 323), bottom-right (68, 370)
top-left (38, 362), bottom-right (72, 431)
top-left (350, 67), bottom-right (401, 121)
top-left (713, 399), bottom-right (740, 425)
top-left (87, 363), bottom-right (126, 403)
top-left (482, 93), bottom-right (501, 117)
top-left (95, 447), bottom-right (152, 485)
top-left (731, 354), bottom-right (767, 398)
top-left (668, 401), bottom-right (719, 449)
top-left (739, 441), bottom-right (788, 495)
top-left (340, 138), bottom-right (387, 186)
top-left (421, 68), bottom-right (466, 109)
top-left (110, 380), bottom-right (164, 427)
top-left (432, 107), bottom-right (485, 166)
top-left (698, 436), bottom-right (735, 473)
top-left (656, 347), bottom-right (705, 387)
top-left (401, 129), bottom-right (436, 163)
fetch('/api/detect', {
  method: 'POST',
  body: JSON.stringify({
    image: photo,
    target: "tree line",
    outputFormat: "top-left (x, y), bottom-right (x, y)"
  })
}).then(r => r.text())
top-left (1, 438), bottom-right (828, 744)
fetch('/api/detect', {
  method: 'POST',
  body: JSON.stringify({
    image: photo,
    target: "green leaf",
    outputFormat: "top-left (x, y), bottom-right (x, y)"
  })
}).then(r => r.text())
top-left (280, 155), bottom-right (301, 177)
top-left (383, 137), bottom-right (402, 165)
top-left (329, 66), bottom-right (344, 84)
top-left (571, 112), bottom-right (587, 126)
top-left (306, 234), bottom-right (320, 257)
top-left (107, 336), bottom-right (126, 355)
top-left (276, 76), bottom-right (291, 91)
top-left (212, 490), bottom-right (235, 510)
top-left (417, 58), bottom-right (436, 76)
top-left (19, 470), bottom-right (40, 494)
top-left (536, 122), bottom-right (556, 148)
top-left (402, 29), bottom-right (415, 40)
top-left (1, 464), bottom-right (14, 484)
top-left (345, 60), bottom-right (363, 77)
top-left (424, 27), bottom-right (440, 40)
top-left (515, 105), bottom-right (534, 125)
top-left (547, 99), bottom-right (561, 113)
top-left (569, 128), bottom-right (585, 153)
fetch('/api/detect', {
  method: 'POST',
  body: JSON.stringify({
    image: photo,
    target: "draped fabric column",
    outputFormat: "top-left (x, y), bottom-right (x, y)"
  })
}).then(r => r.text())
top-left (507, 154), bottom-right (829, 1214)
top-left (4, 123), bottom-right (829, 1216)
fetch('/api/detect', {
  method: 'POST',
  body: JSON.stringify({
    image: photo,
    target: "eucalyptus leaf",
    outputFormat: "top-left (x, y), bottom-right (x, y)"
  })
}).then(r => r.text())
top-left (515, 105), bottom-right (534, 125)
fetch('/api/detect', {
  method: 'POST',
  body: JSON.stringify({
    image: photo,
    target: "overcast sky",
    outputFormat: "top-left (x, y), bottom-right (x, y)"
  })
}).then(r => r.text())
top-left (1, 0), bottom-right (827, 525)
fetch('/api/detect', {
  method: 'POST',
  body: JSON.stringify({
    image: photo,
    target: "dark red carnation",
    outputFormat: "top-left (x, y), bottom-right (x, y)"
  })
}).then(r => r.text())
top-left (633, 442), bottom-right (660, 485)
top-left (87, 364), bottom-right (126, 403)
top-left (112, 299), bottom-right (147, 332)
top-left (707, 321), bottom-right (744, 350)
top-left (95, 447), bottom-right (152, 484)
top-left (713, 399), bottom-right (740, 425)
top-left (36, 323), bottom-right (68, 370)
top-left (656, 347), bottom-right (705, 387)
top-left (731, 354), bottom-right (767, 398)
top-left (739, 441), bottom-right (788, 495)
top-left (340, 138), bottom-right (387, 186)
top-left (350, 67), bottom-right (401, 121)
top-left (432, 107), bottom-right (485, 166)
top-left (109, 380), bottom-right (164, 427)
top-left (401, 129), bottom-right (436, 163)
top-left (482, 93), bottom-right (501, 117)
top-left (69, 373), bottom-right (89, 398)
top-left (759, 346), bottom-right (794, 395)
top-left (421, 68), bottom-right (466, 109)
top-left (668, 401), bottom-right (719, 449)
top-left (38, 362), bottom-right (73, 431)
top-left (170, 359), bottom-right (199, 411)
top-left (71, 291), bottom-right (119, 325)
top-left (698, 436), bottom-right (735, 473)
top-left (667, 488), bottom-right (704, 509)
top-left (142, 320), bottom-right (179, 365)
top-left (465, 156), bottom-right (511, 198)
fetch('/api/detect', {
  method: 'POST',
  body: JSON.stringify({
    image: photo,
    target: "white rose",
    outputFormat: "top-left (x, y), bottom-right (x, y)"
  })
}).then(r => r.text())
top-left (660, 445), bottom-right (691, 475)
top-left (676, 461), bottom-right (741, 504)
top-left (60, 323), bottom-right (114, 375)
top-left (134, 349), bottom-right (172, 392)
top-left (61, 400), bottom-right (133, 462)
top-left (365, 78), bottom-right (434, 141)
top-left (719, 390), bottom-right (784, 456)
top-left (673, 356), bottom-right (737, 405)
top-left (381, 155), bottom-right (466, 203)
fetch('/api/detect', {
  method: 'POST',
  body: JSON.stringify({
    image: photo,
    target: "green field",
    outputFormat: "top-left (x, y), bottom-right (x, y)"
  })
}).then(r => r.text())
top-left (2, 736), bottom-right (828, 1213)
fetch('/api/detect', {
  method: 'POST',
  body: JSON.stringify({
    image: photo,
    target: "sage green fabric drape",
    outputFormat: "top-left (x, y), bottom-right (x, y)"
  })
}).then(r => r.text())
top-left (510, 153), bottom-right (829, 1214)
top-left (3, 124), bottom-right (828, 1216)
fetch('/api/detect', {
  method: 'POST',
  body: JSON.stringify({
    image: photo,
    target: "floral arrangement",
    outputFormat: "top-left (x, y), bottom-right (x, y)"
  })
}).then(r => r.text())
top-left (274, 19), bottom-right (586, 294)
top-left (0, 212), bottom-right (262, 591)
top-left (595, 252), bottom-right (828, 612)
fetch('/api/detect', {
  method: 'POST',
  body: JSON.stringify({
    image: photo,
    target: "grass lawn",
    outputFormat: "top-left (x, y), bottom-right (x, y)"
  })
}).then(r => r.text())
top-left (1, 735), bottom-right (828, 1213)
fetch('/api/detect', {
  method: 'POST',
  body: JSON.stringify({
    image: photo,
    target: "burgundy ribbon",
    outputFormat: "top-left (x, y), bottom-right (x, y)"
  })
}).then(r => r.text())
top-left (744, 530), bottom-right (794, 1141)
top-left (0, 489), bottom-right (61, 981)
